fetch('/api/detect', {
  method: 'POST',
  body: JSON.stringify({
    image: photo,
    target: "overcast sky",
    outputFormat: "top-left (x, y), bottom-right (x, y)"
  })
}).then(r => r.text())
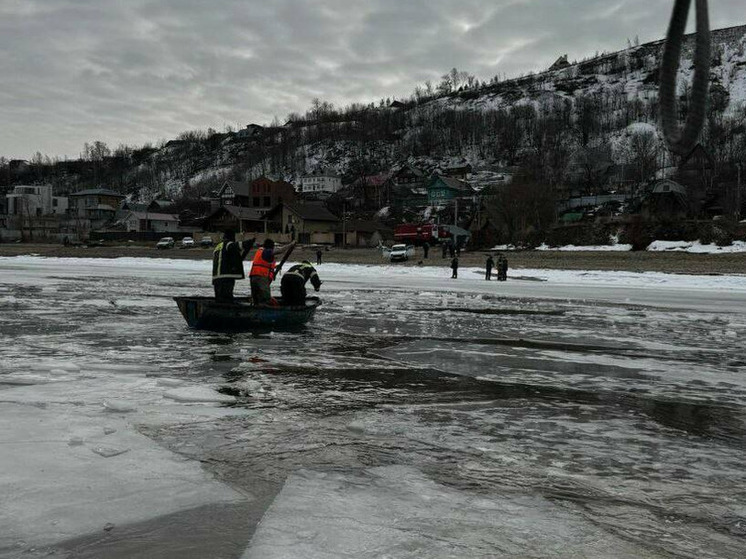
top-left (0, 0), bottom-right (743, 159)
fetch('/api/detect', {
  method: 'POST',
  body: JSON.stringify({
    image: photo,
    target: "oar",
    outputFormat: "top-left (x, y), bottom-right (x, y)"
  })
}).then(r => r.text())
top-left (275, 240), bottom-right (297, 276)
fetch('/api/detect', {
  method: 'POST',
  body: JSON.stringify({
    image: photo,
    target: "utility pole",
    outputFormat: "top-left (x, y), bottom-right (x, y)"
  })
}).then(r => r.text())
top-left (737, 162), bottom-right (742, 221)
top-left (342, 199), bottom-right (347, 249)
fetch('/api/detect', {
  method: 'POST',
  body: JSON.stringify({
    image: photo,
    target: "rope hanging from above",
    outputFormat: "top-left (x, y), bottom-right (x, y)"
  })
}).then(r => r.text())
top-left (659, 0), bottom-right (711, 157)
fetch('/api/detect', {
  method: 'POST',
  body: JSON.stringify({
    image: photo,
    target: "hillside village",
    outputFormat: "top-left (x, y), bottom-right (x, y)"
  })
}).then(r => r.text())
top-left (2, 24), bottom-right (745, 249)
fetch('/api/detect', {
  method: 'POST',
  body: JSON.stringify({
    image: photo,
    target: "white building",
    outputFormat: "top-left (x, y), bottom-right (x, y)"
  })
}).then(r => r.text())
top-left (5, 184), bottom-right (53, 217)
top-left (121, 211), bottom-right (180, 232)
top-left (300, 170), bottom-right (342, 196)
top-left (52, 196), bottom-right (68, 215)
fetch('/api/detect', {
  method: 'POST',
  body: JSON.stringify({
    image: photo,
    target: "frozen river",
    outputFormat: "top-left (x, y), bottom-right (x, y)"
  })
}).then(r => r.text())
top-left (1, 256), bottom-right (746, 558)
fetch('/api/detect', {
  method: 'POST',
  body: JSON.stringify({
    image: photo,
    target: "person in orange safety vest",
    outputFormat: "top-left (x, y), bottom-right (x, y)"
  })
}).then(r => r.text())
top-left (249, 238), bottom-right (292, 305)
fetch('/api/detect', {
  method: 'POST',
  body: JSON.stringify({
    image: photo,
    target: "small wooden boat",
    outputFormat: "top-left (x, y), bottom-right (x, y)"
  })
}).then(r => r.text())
top-left (174, 296), bottom-right (321, 332)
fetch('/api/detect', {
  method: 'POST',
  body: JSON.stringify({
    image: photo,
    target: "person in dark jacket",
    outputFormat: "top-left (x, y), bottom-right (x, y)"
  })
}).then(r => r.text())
top-left (212, 231), bottom-right (254, 301)
top-left (451, 256), bottom-right (459, 279)
top-left (316, 249), bottom-right (323, 265)
top-left (280, 261), bottom-right (322, 306)
top-left (422, 242), bottom-right (429, 259)
top-left (497, 254), bottom-right (509, 281)
top-left (485, 255), bottom-right (494, 280)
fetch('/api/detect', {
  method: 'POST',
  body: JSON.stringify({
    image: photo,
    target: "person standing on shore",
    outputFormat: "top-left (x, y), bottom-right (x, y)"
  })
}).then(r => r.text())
top-left (485, 255), bottom-right (494, 281)
top-left (316, 248), bottom-right (323, 265)
top-left (497, 254), bottom-right (509, 281)
top-left (423, 242), bottom-right (429, 259)
top-left (451, 256), bottom-right (459, 279)
top-left (212, 231), bottom-right (254, 302)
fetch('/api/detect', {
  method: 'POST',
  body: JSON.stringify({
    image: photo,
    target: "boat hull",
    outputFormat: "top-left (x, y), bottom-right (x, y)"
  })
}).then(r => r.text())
top-left (173, 296), bottom-right (321, 332)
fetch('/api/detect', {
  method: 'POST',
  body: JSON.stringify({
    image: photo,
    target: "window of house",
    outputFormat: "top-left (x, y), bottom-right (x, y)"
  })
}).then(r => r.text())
top-left (253, 197), bottom-right (260, 206)
top-left (264, 196), bottom-right (271, 207)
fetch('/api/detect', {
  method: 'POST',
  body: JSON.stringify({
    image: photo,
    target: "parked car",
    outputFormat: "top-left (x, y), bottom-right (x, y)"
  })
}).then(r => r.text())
top-left (156, 237), bottom-right (175, 249)
top-left (200, 236), bottom-right (214, 248)
top-left (389, 244), bottom-right (415, 262)
top-left (180, 236), bottom-right (195, 248)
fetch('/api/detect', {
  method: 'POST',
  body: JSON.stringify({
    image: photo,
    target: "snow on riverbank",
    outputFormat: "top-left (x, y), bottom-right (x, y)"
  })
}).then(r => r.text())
top-left (495, 240), bottom-right (746, 254)
top-left (2, 255), bottom-right (745, 292)
top-left (537, 243), bottom-right (633, 252)
top-left (647, 240), bottom-right (746, 253)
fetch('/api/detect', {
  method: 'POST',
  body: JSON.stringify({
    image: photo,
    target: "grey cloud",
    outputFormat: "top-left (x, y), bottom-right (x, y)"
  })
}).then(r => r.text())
top-left (0, 0), bottom-right (743, 158)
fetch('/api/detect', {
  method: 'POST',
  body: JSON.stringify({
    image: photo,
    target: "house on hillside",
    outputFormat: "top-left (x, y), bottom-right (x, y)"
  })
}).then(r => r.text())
top-left (68, 189), bottom-right (125, 220)
top-left (5, 184), bottom-right (54, 217)
top-left (348, 173), bottom-right (392, 208)
top-left (300, 170), bottom-right (342, 198)
top-left (263, 202), bottom-right (340, 244)
top-left (120, 200), bottom-right (148, 213)
top-left (202, 205), bottom-right (268, 234)
top-left (147, 199), bottom-right (175, 212)
top-left (216, 177), bottom-right (296, 209)
top-left (440, 164), bottom-right (473, 181)
top-left (120, 211), bottom-right (180, 233)
top-left (427, 175), bottom-right (473, 205)
top-left (236, 124), bottom-right (265, 140)
top-left (392, 165), bottom-right (425, 188)
top-left (642, 179), bottom-right (689, 219)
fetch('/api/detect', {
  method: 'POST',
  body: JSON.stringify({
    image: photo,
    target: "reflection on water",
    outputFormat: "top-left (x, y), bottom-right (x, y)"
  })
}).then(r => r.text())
top-left (1, 265), bottom-right (746, 558)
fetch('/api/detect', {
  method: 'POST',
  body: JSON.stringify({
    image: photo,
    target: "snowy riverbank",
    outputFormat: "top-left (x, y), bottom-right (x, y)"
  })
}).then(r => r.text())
top-left (3, 255), bottom-right (746, 293)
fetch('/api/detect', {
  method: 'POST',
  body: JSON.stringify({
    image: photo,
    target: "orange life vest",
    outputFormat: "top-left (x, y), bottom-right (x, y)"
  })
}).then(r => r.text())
top-left (250, 249), bottom-right (276, 279)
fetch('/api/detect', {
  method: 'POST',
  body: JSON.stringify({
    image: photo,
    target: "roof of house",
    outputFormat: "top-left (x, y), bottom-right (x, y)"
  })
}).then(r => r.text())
top-left (121, 201), bottom-right (148, 212)
top-left (69, 188), bottom-right (125, 198)
top-left (218, 180), bottom-right (249, 198)
top-left (127, 211), bottom-right (179, 222)
top-left (287, 202), bottom-right (340, 222)
top-left (651, 179), bottom-right (688, 196)
top-left (214, 205), bottom-right (266, 221)
top-left (393, 165), bottom-right (425, 178)
top-left (303, 169), bottom-right (341, 179)
top-left (352, 173), bottom-right (391, 187)
top-left (429, 175), bottom-right (472, 192)
top-left (442, 164), bottom-right (473, 175)
top-left (265, 202), bottom-right (339, 222)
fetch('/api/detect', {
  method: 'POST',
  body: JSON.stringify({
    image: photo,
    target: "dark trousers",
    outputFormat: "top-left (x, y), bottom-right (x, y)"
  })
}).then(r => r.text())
top-left (451, 269), bottom-right (458, 279)
top-left (213, 278), bottom-right (235, 301)
top-left (485, 268), bottom-right (492, 280)
top-left (280, 275), bottom-right (307, 306)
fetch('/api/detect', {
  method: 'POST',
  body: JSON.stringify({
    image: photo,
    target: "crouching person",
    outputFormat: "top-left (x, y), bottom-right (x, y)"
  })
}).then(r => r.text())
top-left (280, 261), bottom-right (322, 306)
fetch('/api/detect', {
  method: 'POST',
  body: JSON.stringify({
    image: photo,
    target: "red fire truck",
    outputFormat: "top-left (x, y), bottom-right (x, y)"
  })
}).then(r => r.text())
top-left (393, 223), bottom-right (453, 245)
